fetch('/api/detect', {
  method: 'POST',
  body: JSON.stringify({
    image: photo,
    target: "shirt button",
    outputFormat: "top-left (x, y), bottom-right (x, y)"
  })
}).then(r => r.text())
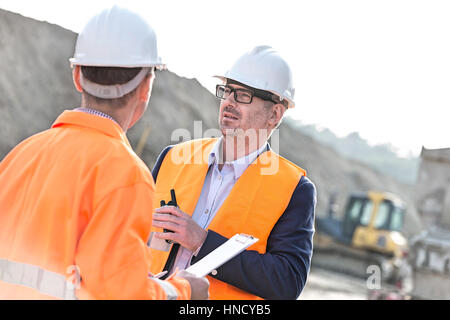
top-left (218, 175), bottom-right (222, 180)
top-left (211, 270), bottom-right (218, 276)
top-left (204, 209), bottom-right (209, 214)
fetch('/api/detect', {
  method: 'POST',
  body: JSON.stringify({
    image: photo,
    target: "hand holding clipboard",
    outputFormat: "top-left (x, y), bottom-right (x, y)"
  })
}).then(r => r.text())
top-left (185, 233), bottom-right (258, 277)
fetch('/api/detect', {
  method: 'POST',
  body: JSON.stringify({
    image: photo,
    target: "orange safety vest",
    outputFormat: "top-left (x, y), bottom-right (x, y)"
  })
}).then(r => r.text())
top-left (149, 138), bottom-right (305, 299)
top-left (0, 110), bottom-right (190, 300)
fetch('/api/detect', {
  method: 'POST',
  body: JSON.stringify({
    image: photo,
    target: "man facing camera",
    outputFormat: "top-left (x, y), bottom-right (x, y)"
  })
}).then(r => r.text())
top-left (149, 46), bottom-right (316, 300)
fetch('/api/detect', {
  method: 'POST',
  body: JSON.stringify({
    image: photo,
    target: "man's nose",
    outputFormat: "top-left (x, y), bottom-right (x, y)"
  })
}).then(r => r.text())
top-left (221, 97), bottom-right (237, 111)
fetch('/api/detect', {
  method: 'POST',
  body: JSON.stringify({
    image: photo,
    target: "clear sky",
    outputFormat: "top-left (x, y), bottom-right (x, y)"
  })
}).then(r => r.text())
top-left (1, 0), bottom-right (449, 157)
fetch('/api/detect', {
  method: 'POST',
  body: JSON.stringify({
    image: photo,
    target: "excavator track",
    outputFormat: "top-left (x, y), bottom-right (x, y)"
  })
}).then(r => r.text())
top-left (312, 248), bottom-right (391, 281)
top-left (312, 237), bottom-right (398, 284)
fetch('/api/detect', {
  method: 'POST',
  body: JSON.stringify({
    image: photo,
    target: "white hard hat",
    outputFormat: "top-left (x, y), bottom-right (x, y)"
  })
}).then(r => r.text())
top-left (69, 5), bottom-right (165, 69)
top-left (215, 45), bottom-right (295, 108)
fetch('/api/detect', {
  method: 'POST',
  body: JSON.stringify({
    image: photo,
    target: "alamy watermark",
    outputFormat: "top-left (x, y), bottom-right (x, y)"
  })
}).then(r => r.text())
top-left (66, 265), bottom-right (81, 290)
top-left (366, 264), bottom-right (381, 290)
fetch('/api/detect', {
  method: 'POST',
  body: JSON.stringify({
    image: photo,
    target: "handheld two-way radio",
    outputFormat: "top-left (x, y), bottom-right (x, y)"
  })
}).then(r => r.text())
top-left (160, 189), bottom-right (178, 244)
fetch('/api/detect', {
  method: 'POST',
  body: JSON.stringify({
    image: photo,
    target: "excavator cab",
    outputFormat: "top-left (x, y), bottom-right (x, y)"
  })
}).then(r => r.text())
top-left (349, 191), bottom-right (407, 257)
top-left (315, 190), bottom-right (408, 256)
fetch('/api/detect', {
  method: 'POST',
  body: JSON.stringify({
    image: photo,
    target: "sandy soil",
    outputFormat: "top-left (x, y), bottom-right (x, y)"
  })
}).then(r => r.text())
top-left (299, 267), bottom-right (368, 300)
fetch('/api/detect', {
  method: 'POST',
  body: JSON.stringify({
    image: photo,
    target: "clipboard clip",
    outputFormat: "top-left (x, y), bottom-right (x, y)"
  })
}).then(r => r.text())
top-left (235, 233), bottom-right (255, 244)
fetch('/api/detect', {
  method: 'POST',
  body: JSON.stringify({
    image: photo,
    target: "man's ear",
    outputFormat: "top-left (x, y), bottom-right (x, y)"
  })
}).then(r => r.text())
top-left (269, 103), bottom-right (286, 129)
top-left (72, 65), bottom-right (83, 93)
top-left (138, 73), bottom-right (154, 102)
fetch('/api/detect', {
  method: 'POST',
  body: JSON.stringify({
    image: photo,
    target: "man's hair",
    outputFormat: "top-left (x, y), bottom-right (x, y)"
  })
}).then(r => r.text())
top-left (81, 66), bottom-right (148, 108)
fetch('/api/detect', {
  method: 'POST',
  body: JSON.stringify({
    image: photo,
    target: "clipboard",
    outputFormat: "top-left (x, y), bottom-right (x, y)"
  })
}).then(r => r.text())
top-left (185, 233), bottom-right (258, 278)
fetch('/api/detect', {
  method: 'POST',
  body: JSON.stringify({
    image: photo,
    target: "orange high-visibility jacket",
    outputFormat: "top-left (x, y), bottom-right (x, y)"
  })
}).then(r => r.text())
top-left (148, 138), bottom-right (305, 299)
top-left (0, 110), bottom-right (190, 300)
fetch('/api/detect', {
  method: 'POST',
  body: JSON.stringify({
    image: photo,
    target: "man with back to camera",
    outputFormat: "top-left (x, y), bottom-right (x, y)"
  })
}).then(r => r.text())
top-left (148, 45), bottom-right (316, 299)
top-left (0, 6), bottom-right (208, 300)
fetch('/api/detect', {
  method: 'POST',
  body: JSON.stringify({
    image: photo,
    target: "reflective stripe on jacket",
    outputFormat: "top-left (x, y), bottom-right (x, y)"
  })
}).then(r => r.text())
top-left (148, 138), bottom-right (305, 299)
top-left (0, 259), bottom-right (76, 299)
top-left (0, 110), bottom-right (190, 300)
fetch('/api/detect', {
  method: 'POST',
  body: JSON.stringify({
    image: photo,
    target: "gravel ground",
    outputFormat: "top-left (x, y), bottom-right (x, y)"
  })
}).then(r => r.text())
top-left (299, 267), bottom-right (368, 300)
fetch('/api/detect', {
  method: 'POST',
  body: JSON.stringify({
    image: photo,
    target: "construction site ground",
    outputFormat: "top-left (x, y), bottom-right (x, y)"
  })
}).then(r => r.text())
top-left (300, 266), bottom-right (368, 300)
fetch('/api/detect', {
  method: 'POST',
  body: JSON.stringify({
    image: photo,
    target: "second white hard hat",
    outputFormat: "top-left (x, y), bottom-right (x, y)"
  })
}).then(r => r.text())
top-left (215, 45), bottom-right (295, 108)
top-left (69, 5), bottom-right (165, 69)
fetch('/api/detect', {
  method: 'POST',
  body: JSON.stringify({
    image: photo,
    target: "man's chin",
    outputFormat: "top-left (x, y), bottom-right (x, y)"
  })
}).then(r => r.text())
top-left (221, 127), bottom-right (245, 137)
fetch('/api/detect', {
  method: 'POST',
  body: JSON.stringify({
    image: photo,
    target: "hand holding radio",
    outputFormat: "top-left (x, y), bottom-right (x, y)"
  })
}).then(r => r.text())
top-left (153, 189), bottom-right (207, 252)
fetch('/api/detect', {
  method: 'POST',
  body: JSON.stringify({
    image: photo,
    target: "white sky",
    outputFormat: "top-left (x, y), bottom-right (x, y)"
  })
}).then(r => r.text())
top-left (1, 0), bottom-right (449, 157)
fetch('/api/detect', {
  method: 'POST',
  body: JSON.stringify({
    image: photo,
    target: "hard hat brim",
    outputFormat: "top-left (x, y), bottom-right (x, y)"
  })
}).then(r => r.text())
top-left (69, 58), bottom-right (167, 70)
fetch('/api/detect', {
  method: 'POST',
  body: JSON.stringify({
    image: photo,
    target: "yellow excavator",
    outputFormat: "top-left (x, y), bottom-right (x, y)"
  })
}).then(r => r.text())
top-left (313, 191), bottom-right (410, 286)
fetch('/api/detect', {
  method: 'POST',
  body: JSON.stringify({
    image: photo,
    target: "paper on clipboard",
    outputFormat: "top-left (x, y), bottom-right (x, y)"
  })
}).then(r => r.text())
top-left (185, 233), bottom-right (258, 278)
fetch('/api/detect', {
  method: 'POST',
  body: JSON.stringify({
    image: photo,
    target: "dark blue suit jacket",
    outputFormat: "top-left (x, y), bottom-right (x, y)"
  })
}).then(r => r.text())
top-left (152, 145), bottom-right (316, 299)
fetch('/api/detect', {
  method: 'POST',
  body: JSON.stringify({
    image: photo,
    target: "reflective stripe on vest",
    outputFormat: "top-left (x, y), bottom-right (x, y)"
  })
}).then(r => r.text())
top-left (149, 138), bottom-right (306, 299)
top-left (0, 259), bottom-right (77, 300)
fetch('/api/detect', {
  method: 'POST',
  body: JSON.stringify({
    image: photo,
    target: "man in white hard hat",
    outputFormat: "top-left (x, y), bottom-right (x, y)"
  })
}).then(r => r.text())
top-left (148, 46), bottom-right (316, 299)
top-left (0, 6), bottom-right (208, 300)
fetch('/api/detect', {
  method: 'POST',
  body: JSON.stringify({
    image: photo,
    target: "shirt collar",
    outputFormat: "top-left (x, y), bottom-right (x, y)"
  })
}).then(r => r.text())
top-left (208, 136), bottom-right (269, 180)
top-left (51, 110), bottom-right (130, 147)
top-left (74, 107), bottom-right (120, 126)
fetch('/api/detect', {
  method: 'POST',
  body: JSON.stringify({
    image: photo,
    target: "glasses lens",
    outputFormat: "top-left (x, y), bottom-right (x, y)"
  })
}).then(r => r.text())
top-left (235, 89), bottom-right (253, 104)
top-left (216, 85), bottom-right (229, 99)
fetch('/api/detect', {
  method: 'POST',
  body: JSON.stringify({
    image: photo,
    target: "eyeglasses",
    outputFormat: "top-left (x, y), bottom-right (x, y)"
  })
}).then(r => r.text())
top-left (216, 84), bottom-right (256, 104)
top-left (216, 84), bottom-right (287, 107)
